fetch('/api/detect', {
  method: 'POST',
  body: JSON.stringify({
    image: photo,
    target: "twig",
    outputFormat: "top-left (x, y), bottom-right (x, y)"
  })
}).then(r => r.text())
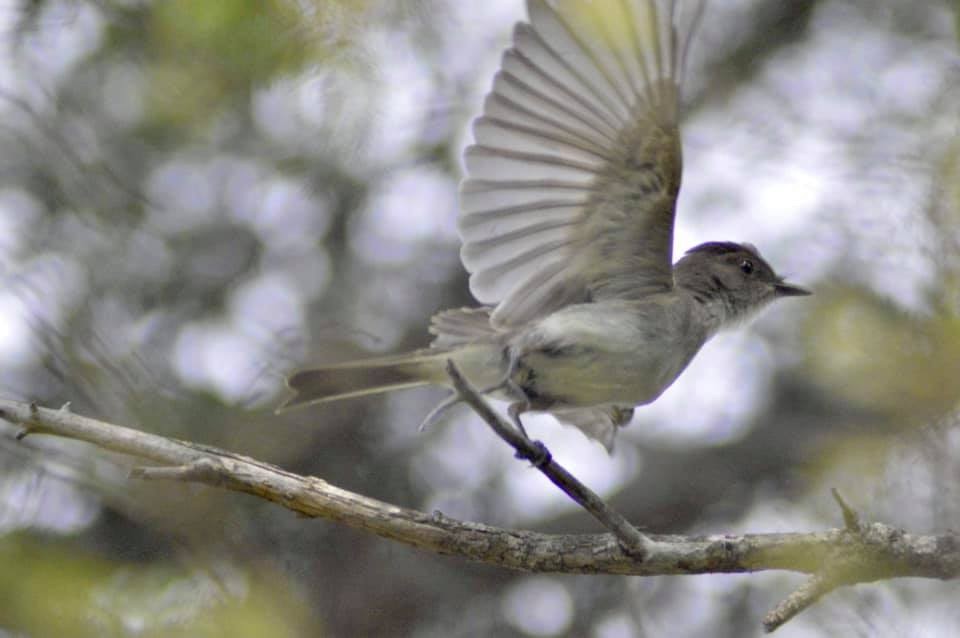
top-left (14, 402), bottom-right (40, 440)
top-left (831, 488), bottom-right (862, 533)
top-left (763, 573), bottom-right (840, 633)
top-left (444, 360), bottom-right (654, 557)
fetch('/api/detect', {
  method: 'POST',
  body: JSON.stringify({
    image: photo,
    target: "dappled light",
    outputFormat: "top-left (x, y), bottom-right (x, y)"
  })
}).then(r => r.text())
top-left (0, 0), bottom-right (958, 636)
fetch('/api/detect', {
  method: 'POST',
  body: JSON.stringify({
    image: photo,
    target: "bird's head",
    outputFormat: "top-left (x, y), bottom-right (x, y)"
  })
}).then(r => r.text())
top-left (674, 241), bottom-right (810, 326)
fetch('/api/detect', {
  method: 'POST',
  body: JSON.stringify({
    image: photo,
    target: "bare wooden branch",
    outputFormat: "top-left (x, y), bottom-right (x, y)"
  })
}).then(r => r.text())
top-left (1, 397), bottom-right (959, 633)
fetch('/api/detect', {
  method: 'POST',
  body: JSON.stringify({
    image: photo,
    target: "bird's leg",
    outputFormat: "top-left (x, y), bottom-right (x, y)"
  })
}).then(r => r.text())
top-left (507, 401), bottom-right (532, 440)
top-left (497, 349), bottom-right (534, 440)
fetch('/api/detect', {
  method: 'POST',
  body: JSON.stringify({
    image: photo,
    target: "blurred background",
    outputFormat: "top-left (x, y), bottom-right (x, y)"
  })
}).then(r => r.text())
top-left (0, 0), bottom-right (958, 636)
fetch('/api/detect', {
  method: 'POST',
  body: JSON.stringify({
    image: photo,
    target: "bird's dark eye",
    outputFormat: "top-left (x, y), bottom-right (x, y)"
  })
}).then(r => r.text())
top-left (740, 259), bottom-right (754, 275)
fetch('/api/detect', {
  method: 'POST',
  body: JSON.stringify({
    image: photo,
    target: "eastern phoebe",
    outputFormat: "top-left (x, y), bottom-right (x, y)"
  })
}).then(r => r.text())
top-left (278, 0), bottom-right (810, 450)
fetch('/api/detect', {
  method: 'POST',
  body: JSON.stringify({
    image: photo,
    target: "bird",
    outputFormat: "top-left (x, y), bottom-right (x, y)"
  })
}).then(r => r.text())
top-left (277, 0), bottom-right (811, 451)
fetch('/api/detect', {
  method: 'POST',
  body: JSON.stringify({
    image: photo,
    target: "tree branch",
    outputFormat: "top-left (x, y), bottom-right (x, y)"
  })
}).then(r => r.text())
top-left (2, 397), bottom-right (959, 633)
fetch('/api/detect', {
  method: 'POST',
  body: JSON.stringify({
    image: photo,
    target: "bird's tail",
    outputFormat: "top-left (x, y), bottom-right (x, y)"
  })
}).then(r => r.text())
top-left (276, 348), bottom-right (461, 413)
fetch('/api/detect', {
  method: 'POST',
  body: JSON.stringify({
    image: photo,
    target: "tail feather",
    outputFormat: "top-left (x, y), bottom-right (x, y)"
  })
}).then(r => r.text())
top-left (429, 306), bottom-right (498, 347)
top-left (276, 350), bottom-right (448, 413)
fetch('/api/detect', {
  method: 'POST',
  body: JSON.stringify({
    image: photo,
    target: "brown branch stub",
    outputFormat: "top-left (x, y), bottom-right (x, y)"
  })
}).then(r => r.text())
top-left (443, 359), bottom-right (653, 558)
top-left (831, 488), bottom-right (862, 533)
top-left (763, 573), bottom-right (839, 633)
top-left (0, 405), bottom-right (40, 440)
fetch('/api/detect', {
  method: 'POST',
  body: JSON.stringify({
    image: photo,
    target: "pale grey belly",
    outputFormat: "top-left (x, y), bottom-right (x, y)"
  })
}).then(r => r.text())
top-left (502, 298), bottom-right (706, 410)
top-left (513, 343), bottom-right (686, 409)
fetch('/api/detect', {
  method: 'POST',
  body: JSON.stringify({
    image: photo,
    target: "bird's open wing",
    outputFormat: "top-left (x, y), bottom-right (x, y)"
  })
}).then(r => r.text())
top-left (459, 0), bottom-right (704, 328)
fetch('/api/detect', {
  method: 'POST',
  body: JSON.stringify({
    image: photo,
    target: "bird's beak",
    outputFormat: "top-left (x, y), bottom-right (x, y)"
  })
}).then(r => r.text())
top-left (774, 282), bottom-right (812, 297)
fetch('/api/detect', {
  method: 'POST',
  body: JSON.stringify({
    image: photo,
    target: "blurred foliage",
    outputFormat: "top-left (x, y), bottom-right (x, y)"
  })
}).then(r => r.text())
top-left (0, 0), bottom-right (958, 636)
top-left (933, 135), bottom-right (960, 313)
top-left (145, 0), bottom-right (317, 127)
top-left (804, 287), bottom-right (960, 420)
top-left (0, 534), bottom-right (315, 637)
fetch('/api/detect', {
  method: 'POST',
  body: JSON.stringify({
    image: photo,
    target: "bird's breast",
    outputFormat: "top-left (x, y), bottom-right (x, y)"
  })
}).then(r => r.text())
top-left (509, 299), bottom-right (705, 409)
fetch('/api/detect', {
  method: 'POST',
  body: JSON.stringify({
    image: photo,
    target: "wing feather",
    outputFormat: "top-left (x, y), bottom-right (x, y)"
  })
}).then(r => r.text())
top-left (461, 182), bottom-right (588, 216)
top-left (494, 264), bottom-right (583, 332)
top-left (472, 116), bottom-right (609, 164)
top-left (501, 47), bottom-right (620, 139)
top-left (518, 9), bottom-right (628, 123)
top-left (473, 253), bottom-right (570, 304)
top-left (482, 92), bottom-right (612, 155)
top-left (460, 201), bottom-right (583, 239)
top-left (489, 72), bottom-right (617, 147)
top-left (464, 146), bottom-right (598, 184)
top-left (459, 0), bottom-right (705, 327)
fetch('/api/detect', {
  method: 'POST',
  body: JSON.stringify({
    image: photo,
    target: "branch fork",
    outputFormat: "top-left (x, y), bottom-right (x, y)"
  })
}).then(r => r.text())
top-left (763, 490), bottom-right (867, 632)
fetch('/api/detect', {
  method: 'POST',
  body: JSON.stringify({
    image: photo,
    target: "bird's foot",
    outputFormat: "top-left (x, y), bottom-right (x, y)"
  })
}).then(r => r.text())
top-left (516, 439), bottom-right (551, 468)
